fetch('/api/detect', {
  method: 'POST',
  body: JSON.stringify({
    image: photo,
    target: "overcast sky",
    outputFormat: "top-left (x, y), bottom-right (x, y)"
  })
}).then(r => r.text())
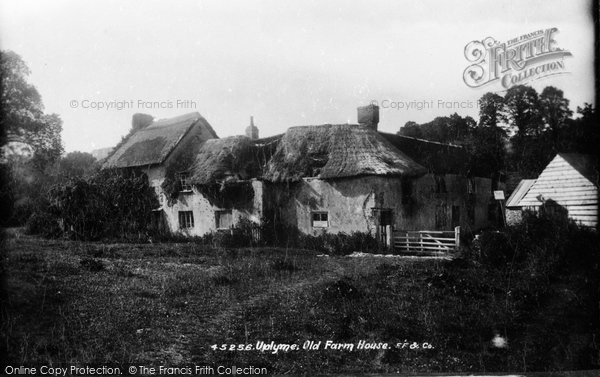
top-left (0, 0), bottom-right (595, 153)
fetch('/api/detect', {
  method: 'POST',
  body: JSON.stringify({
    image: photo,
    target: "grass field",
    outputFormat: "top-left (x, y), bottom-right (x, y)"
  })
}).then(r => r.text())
top-left (1, 230), bottom-right (598, 375)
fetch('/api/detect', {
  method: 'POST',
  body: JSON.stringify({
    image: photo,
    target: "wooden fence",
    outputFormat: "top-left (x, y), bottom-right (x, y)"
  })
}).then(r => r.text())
top-left (393, 226), bottom-right (460, 254)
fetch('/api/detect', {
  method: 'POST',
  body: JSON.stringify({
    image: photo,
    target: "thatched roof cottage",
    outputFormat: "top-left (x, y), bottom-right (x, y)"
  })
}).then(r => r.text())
top-left (104, 106), bottom-right (493, 241)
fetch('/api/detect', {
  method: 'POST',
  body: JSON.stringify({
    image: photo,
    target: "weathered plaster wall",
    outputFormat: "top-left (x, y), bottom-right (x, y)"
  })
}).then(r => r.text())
top-left (153, 179), bottom-right (264, 236)
top-left (265, 174), bottom-right (492, 236)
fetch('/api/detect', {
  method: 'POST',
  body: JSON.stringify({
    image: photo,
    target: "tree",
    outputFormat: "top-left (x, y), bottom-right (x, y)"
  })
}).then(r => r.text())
top-left (397, 121), bottom-right (422, 138)
top-left (502, 85), bottom-right (543, 136)
top-left (0, 50), bottom-right (64, 164)
top-left (540, 86), bottom-right (572, 148)
top-left (478, 92), bottom-right (504, 128)
top-left (54, 151), bottom-right (98, 179)
top-left (0, 50), bottom-right (44, 147)
top-left (559, 103), bottom-right (599, 155)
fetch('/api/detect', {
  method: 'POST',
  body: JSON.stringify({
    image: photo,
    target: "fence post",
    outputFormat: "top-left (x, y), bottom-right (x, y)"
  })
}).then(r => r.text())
top-left (454, 226), bottom-right (460, 250)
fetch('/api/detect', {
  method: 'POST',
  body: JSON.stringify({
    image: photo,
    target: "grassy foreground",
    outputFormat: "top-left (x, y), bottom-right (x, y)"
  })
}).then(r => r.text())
top-left (1, 231), bottom-right (598, 375)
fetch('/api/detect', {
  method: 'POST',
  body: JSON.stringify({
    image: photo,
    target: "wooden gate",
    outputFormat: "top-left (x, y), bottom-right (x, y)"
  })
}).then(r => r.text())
top-left (393, 226), bottom-right (460, 254)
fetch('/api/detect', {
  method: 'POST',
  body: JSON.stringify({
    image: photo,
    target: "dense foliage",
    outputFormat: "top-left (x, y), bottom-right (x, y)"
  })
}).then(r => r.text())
top-left (44, 169), bottom-right (159, 240)
top-left (397, 85), bottom-right (599, 179)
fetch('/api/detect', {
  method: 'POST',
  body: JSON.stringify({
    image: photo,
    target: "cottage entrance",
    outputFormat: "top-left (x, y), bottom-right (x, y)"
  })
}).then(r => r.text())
top-left (372, 208), bottom-right (393, 247)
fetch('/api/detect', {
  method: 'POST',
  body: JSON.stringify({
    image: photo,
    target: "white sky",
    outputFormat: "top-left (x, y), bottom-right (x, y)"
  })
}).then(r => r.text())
top-left (0, 0), bottom-right (595, 153)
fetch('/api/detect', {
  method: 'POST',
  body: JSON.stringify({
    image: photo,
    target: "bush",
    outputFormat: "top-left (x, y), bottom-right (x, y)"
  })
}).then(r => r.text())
top-left (211, 230), bottom-right (252, 248)
top-left (25, 212), bottom-right (62, 238)
top-left (8, 197), bottom-right (36, 226)
top-left (46, 169), bottom-right (159, 240)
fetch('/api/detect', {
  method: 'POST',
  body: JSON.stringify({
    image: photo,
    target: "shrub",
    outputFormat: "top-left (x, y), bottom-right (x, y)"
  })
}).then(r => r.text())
top-left (46, 169), bottom-right (159, 240)
top-left (8, 197), bottom-right (36, 226)
top-left (212, 230), bottom-right (252, 248)
top-left (24, 211), bottom-right (62, 238)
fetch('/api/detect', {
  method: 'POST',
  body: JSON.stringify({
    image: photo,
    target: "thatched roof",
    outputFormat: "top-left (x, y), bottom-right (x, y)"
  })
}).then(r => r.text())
top-left (103, 112), bottom-right (217, 168)
top-left (189, 134), bottom-right (283, 185)
top-left (380, 133), bottom-right (469, 174)
top-left (189, 136), bottom-right (256, 185)
top-left (263, 124), bottom-right (427, 182)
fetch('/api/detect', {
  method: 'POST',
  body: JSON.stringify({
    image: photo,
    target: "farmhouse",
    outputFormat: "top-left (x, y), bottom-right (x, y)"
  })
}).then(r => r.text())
top-left (505, 153), bottom-right (598, 228)
top-left (103, 105), bottom-right (493, 243)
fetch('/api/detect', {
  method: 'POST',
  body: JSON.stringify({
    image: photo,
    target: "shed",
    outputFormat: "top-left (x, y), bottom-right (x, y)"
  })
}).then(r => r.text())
top-left (517, 153), bottom-right (598, 228)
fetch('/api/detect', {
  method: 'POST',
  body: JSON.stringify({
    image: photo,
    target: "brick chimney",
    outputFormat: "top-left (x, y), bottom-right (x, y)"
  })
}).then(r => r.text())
top-left (245, 116), bottom-right (259, 139)
top-left (132, 113), bottom-right (154, 130)
top-left (357, 104), bottom-right (379, 131)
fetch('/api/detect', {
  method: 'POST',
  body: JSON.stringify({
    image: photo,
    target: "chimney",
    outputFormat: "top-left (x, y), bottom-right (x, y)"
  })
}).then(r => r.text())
top-left (132, 113), bottom-right (154, 130)
top-left (245, 116), bottom-right (259, 139)
top-left (357, 104), bottom-right (379, 131)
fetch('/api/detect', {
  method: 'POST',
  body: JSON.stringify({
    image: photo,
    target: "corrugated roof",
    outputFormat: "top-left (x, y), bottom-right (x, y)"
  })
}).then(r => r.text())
top-left (505, 179), bottom-right (536, 208)
top-left (103, 112), bottom-right (217, 168)
top-left (263, 124), bottom-right (427, 182)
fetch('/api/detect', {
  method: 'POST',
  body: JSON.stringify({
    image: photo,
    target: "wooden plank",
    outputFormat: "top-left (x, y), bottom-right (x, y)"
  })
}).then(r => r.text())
top-left (394, 244), bottom-right (456, 250)
top-left (526, 185), bottom-right (596, 192)
top-left (569, 215), bottom-right (598, 221)
top-left (394, 236), bottom-right (457, 242)
top-left (520, 198), bottom-right (597, 206)
top-left (568, 209), bottom-right (599, 215)
top-left (393, 245), bottom-right (454, 252)
top-left (397, 231), bottom-right (455, 235)
top-left (393, 239), bottom-right (456, 245)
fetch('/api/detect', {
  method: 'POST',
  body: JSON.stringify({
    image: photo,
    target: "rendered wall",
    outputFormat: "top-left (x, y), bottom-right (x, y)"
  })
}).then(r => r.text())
top-left (265, 174), bottom-right (492, 236)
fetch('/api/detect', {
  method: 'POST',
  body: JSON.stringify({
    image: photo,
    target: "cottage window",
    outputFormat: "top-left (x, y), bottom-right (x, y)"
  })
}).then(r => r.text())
top-left (178, 211), bottom-right (194, 229)
top-left (312, 212), bottom-right (329, 228)
top-left (216, 210), bottom-right (233, 230)
top-left (179, 172), bottom-right (192, 192)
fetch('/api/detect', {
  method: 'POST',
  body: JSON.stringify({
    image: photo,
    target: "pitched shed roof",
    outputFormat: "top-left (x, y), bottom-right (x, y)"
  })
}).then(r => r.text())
top-left (518, 153), bottom-right (598, 227)
top-left (505, 179), bottom-right (536, 208)
top-left (263, 124), bottom-right (427, 182)
top-left (103, 112), bottom-right (217, 168)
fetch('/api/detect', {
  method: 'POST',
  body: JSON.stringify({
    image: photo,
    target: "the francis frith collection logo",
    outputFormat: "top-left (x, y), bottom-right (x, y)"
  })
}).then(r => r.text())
top-left (463, 27), bottom-right (572, 89)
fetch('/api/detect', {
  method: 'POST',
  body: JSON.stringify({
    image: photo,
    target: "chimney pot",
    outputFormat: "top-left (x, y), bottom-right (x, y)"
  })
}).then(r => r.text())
top-left (132, 113), bottom-right (154, 130)
top-left (245, 116), bottom-right (259, 139)
top-left (357, 104), bottom-right (379, 131)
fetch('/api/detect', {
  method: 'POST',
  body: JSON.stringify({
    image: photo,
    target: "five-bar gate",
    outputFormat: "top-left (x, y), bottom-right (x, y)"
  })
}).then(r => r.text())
top-left (393, 226), bottom-right (460, 254)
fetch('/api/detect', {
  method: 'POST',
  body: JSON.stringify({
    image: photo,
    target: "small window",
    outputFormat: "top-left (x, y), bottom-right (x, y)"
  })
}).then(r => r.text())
top-left (216, 210), bottom-right (233, 230)
top-left (178, 211), bottom-right (194, 229)
top-left (312, 212), bottom-right (329, 228)
top-left (178, 172), bottom-right (192, 192)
